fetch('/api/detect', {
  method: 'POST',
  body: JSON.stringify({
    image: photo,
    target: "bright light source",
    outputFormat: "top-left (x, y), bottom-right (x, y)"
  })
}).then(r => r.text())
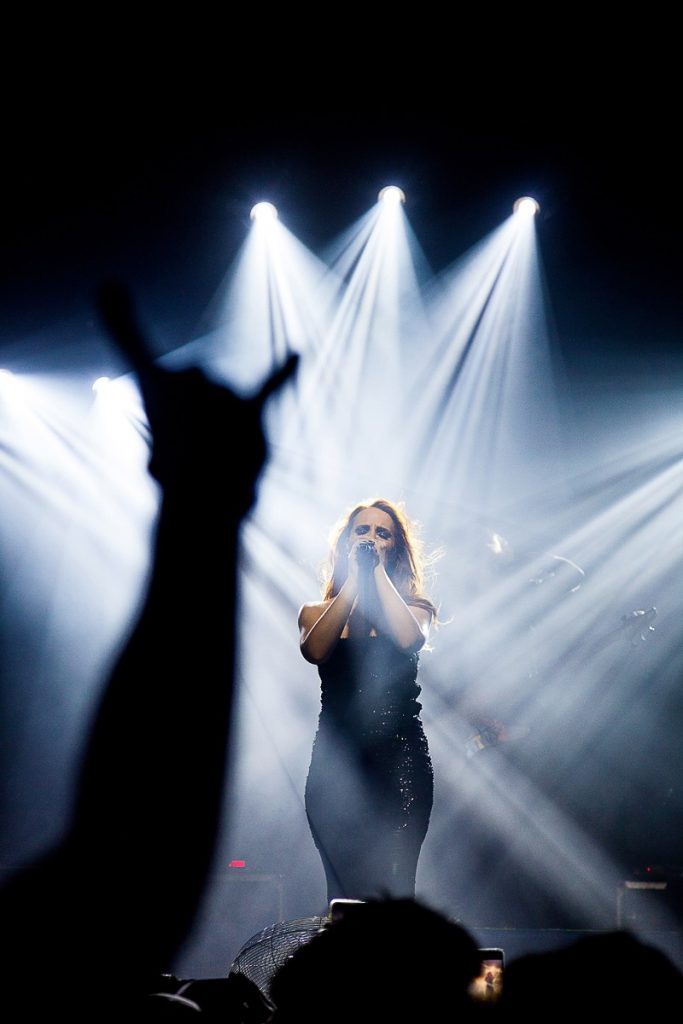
top-left (378, 185), bottom-right (406, 205)
top-left (92, 376), bottom-right (111, 393)
top-left (0, 369), bottom-right (14, 382)
top-left (488, 532), bottom-right (511, 557)
top-left (513, 196), bottom-right (540, 216)
top-left (250, 202), bottom-right (278, 222)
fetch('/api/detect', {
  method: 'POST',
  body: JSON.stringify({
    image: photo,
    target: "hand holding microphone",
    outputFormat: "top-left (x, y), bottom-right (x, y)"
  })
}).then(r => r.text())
top-left (355, 539), bottom-right (379, 574)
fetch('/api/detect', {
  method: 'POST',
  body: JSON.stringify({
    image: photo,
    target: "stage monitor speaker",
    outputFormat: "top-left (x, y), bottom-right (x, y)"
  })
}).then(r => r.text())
top-left (172, 871), bottom-right (286, 979)
top-left (617, 880), bottom-right (683, 929)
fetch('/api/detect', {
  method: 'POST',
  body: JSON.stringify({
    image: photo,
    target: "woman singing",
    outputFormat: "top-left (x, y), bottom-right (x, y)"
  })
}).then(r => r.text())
top-left (299, 498), bottom-right (438, 905)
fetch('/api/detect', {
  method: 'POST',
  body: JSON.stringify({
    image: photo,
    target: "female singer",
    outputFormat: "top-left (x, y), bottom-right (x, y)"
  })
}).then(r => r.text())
top-left (299, 498), bottom-right (438, 904)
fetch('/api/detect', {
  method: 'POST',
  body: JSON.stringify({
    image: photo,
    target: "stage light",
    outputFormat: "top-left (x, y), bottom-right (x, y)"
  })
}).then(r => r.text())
top-left (378, 185), bottom-right (406, 205)
top-left (250, 201), bottom-right (278, 222)
top-left (5, 175), bottom-right (683, 968)
top-left (513, 196), bottom-right (540, 216)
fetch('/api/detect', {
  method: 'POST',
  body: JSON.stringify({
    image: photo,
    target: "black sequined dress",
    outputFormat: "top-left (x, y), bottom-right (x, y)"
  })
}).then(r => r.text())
top-left (304, 635), bottom-right (433, 903)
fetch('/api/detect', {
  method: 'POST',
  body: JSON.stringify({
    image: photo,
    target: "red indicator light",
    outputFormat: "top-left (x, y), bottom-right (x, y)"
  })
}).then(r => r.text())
top-left (229, 859), bottom-right (246, 868)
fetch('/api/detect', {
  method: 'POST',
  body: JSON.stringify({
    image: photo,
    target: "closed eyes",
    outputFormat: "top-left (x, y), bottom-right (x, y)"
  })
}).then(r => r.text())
top-left (354, 525), bottom-right (392, 540)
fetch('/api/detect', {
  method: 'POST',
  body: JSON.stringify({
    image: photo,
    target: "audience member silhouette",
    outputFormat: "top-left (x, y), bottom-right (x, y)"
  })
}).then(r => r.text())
top-left (0, 283), bottom-right (296, 1020)
top-left (500, 928), bottom-right (683, 1018)
top-left (267, 896), bottom-right (484, 1022)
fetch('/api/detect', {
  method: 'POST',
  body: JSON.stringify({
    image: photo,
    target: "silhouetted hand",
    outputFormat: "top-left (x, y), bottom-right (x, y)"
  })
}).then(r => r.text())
top-left (97, 281), bottom-right (298, 511)
top-left (0, 282), bottom-right (298, 1021)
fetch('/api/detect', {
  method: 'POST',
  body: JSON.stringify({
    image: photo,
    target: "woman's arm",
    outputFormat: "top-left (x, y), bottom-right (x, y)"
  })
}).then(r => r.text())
top-left (299, 538), bottom-right (432, 661)
top-left (299, 582), bottom-right (356, 664)
top-left (370, 563), bottom-right (432, 651)
top-left (356, 538), bottom-right (431, 651)
top-left (299, 541), bottom-right (370, 664)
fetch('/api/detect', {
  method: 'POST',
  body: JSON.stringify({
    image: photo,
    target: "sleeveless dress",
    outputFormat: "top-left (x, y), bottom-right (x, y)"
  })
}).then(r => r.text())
top-left (304, 635), bottom-right (433, 903)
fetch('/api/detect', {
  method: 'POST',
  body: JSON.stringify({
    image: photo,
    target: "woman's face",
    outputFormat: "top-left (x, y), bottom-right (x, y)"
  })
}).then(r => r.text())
top-left (348, 507), bottom-right (397, 560)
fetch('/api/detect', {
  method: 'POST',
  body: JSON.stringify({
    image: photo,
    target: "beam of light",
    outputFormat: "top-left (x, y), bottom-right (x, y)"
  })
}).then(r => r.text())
top-left (166, 208), bottom-right (343, 445)
top-left (431, 425), bottom-right (683, 725)
top-left (0, 370), bottom-right (158, 861)
top-left (419, 716), bottom-right (632, 930)
top-left (272, 192), bottom-right (436, 497)
top-left (206, 499), bottom-right (336, 918)
top-left (414, 407), bottom-right (683, 931)
top-left (395, 206), bottom-right (569, 523)
top-left (1, 372), bottom-right (151, 526)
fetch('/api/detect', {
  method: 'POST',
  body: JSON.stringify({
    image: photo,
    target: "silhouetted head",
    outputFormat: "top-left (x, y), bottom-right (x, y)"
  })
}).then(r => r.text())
top-left (269, 897), bottom-right (481, 1023)
top-left (501, 929), bottom-right (683, 1017)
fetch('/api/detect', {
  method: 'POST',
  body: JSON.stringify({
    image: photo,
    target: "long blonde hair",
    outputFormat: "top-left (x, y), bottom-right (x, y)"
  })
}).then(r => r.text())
top-left (321, 498), bottom-right (440, 621)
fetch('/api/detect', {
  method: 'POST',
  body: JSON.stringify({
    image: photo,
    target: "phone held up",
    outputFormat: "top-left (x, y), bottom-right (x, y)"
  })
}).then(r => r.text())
top-left (468, 947), bottom-right (505, 1003)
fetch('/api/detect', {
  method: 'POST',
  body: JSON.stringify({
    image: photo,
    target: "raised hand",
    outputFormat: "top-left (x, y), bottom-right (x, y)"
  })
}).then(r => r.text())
top-left (97, 281), bottom-right (298, 512)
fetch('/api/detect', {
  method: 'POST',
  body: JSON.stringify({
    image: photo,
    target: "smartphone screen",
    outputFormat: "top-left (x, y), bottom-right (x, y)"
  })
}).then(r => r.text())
top-left (468, 947), bottom-right (504, 1003)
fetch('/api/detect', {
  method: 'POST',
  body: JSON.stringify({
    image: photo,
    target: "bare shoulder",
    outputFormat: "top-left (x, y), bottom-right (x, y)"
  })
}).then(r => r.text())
top-left (298, 601), bottom-right (329, 629)
top-left (409, 603), bottom-right (433, 639)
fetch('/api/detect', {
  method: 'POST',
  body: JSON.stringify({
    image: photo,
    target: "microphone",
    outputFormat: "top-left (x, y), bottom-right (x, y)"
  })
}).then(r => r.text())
top-left (356, 540), bottom-right (377, 572)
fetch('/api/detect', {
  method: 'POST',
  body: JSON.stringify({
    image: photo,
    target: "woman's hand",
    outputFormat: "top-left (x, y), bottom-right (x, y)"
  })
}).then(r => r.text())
top-left (349, 539), bottom-right (380, 580)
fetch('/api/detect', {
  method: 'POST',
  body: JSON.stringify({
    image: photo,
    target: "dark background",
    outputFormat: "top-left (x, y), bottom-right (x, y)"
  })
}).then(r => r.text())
top-left (2, 100), bottom-right (681, 384)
